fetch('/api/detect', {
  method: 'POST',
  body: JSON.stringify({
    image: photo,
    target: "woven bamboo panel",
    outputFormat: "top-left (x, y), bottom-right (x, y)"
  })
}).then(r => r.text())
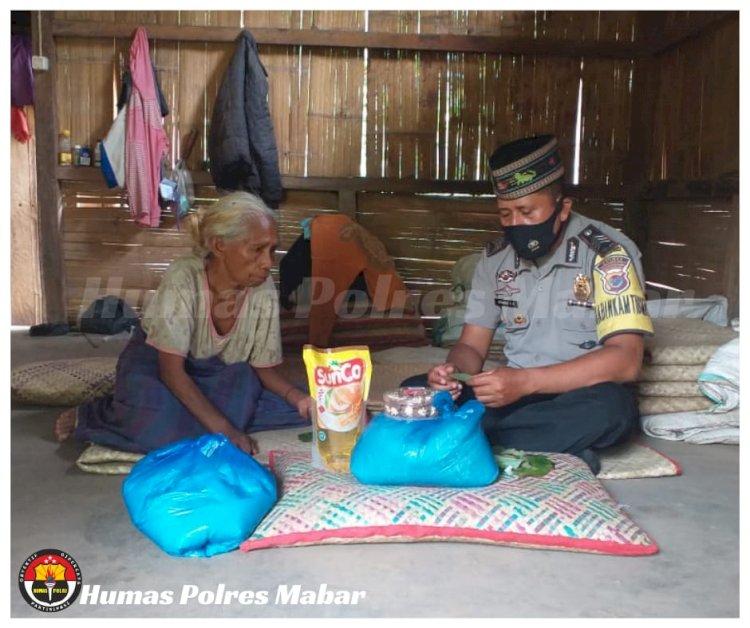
top-left (366, 11), bottom-right (637, 41)
top-left (306, 48), bottom-right (365, 176)
top-left (365, 194), bottom-right (512, 319)
top-left (60, 180), bottom-right (341, 323)
top-left (640, 196), bottom-right (738, 316)
top-left (50, 10), bottom-right (656, 185)
top-left (243, 11), bottom-right (304, 30)
top-left (647, 17), bottom-right (738, 180)
top-left (365, 48), bottom-right (592, 181)
top-left (579, 58), bottom-right (634, 185)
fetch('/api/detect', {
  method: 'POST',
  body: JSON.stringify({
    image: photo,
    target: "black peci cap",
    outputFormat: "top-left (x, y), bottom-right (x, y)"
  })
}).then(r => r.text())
top-left (489, 134), bottom-right (565, 200)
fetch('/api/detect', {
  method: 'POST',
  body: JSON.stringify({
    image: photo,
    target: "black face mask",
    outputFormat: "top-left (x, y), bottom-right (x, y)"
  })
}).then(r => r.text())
top-left (503, 198), bottom-right (565, 260)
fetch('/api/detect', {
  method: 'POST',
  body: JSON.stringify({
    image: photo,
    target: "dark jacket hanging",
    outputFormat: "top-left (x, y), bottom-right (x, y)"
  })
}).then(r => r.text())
top-left (208, 30), bottom-right (282, 209)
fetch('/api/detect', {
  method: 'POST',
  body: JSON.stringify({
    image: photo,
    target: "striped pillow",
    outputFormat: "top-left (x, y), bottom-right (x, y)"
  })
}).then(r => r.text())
top-left (241, 451), bottom-right (657, 556)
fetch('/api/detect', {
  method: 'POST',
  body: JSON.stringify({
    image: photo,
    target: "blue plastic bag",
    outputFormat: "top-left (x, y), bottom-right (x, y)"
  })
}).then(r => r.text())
top-left (122, 434), bottom-right (277, 557)
top-left (350, 391), bottom-right (499, 487)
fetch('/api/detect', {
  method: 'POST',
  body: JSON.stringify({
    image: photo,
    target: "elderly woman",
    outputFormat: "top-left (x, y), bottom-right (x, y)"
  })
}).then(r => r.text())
top-left (56, 192), bottom-right (312, 455)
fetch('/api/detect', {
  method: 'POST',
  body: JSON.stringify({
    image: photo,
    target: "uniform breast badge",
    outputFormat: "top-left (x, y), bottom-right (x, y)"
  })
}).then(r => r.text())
top-left (513, 314), bottom-right (527, 325)
top-left (567, 273), bottom-right (593, 309)
top-left (494, 268), bottom-right (520, 308)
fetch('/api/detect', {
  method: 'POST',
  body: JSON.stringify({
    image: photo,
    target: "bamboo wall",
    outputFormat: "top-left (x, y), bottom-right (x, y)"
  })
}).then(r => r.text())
top-left (53, 10), bottom-right (642, 182)
top-left (639, 14), bottom-right (740, 319)
top-left (18, 10), bottom-right (740, 327)
top-left (646, 16), bottom-right (739, 180)
top-left (640, 194), bottom-right (738, 318)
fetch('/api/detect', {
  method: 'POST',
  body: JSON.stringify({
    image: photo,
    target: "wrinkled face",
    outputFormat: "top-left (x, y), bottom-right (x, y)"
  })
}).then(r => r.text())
top-left (496, 190), bottom-right (570, 229)
top-left (214, 217), bottom-right (279, 288)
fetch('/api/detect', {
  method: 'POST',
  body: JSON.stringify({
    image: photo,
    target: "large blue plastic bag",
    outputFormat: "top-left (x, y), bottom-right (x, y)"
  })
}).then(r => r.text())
top-left (350, 391), bottom-right (499, 487)
top-left (122, 434), bottom-right (277, 557)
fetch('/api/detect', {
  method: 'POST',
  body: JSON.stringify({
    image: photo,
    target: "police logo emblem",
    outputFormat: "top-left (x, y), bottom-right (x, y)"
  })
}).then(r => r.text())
top-left (595, 255), bottom-right (632, 295)
top-left (18, 549), bottom-right (83, 612)
top-left (527, 239), bottom-right (540, 253)
top-left (573, 274), bottom-right (592, 302)
top-left (513, 314), bottom-right (527, 325)
top-left (495, 269), bottom-right (520, 298)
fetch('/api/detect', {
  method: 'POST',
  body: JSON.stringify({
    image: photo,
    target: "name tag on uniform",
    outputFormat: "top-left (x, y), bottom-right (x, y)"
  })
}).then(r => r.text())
top-left (567, 299), bottom-right (594, 309)
top-left (495, 298), bottom-right (518, 308)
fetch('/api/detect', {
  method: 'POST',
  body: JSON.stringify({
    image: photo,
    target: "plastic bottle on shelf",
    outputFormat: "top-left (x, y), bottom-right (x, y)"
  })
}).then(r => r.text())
top-left (58, 130), bottom-right (72, 166)
top-left (79, 146), bottom-right (91, 167)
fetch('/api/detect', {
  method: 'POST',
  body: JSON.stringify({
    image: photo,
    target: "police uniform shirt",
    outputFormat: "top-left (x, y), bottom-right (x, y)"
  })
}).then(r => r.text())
top-left (464, 211), bottom-right (654, 369)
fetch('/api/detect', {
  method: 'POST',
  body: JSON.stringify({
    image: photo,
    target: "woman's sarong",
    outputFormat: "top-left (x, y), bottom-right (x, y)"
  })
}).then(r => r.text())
top-left (74, 326), bottom-right (307, 452)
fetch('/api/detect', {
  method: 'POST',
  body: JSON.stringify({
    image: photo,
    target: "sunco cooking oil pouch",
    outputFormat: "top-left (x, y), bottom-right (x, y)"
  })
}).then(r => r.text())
top-left (303, 345), bottom-right (372, 473)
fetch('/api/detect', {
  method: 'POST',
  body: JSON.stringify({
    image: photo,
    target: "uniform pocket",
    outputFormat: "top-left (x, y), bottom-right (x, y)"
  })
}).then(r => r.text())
top-left (559, 309), bottom-right (598, 349)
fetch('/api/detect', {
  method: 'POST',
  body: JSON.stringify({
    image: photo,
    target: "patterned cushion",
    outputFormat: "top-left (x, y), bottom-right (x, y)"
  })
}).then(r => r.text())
top-left (11, 358), bottom-right (118, 406)
top-left (241, 451), bottom-right (658, 556)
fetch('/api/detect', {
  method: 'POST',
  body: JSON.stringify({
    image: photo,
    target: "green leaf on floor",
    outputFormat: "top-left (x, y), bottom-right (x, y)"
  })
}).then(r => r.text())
top-left (494, 447), bottom-right (554, 477)
top-left (297, 431), bottom-right (313, 443)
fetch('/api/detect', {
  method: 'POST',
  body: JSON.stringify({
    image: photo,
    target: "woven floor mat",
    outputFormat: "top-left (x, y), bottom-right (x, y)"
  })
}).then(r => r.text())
top-left (75, 429), bottom-right (679, 480)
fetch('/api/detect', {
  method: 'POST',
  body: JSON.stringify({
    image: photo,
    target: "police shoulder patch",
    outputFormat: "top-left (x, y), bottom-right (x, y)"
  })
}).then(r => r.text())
top-left (578, 224), bottom-right (618, 256)
top-left (485, 235), bottom-right (508, 257)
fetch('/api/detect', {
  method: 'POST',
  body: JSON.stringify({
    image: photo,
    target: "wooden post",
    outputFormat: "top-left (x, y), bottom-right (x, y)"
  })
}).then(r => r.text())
top-left (337, 189), bottom-right (357, 219)
top-left (32, 11), bottom-right (67, 323)
top-left (723, 195), bottom-right (740, 320)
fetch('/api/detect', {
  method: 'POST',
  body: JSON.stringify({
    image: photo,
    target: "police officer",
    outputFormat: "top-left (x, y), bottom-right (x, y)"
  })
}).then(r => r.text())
top-left (408, 134), bottom-right (654, 473)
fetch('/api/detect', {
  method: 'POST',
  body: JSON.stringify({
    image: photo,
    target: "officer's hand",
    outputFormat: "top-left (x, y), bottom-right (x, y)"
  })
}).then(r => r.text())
top-left (427, 363), bottom-right (462, 399)
top-left (468, 367), bottom-right (529, 408)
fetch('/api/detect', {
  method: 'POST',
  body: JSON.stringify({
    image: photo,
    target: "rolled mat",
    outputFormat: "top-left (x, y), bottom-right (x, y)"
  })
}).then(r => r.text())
top-left (638, 364), bottom-right (703, 383)
top-left (638, 395), bottom-right (714, 415)
top-left (645, 319), bottom-right (738, 366)
top-left (637, 381), bottom-right (703, 398)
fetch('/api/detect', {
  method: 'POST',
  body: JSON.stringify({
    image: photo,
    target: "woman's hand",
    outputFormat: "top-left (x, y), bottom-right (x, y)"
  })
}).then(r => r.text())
top-left (226, 429), bottom-right (259, 456)
top-left (295, 395), bottom-right (314, 421)
top-left (286, 388), bottom-right (313, 421)
top-left (427, 363), bottom-right (463, 400)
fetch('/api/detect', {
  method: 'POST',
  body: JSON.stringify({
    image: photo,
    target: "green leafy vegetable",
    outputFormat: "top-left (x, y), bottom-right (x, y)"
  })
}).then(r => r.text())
top-left (494, 447), bottom-right (554, 478)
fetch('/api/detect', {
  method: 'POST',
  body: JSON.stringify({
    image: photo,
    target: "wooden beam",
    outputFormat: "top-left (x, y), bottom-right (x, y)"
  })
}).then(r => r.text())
top-left (33, 11), bottom-right (67, 323)
top-left (642, 11), bottom-right (737, 56)
top-left (52, 18), bottom-right (648, 59)
top-left (56, 167), bottom-right (628, 200)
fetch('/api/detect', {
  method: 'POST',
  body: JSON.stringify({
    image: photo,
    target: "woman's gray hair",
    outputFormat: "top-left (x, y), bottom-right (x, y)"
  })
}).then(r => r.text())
top-left (187, 191), bottom-right (277, 258)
